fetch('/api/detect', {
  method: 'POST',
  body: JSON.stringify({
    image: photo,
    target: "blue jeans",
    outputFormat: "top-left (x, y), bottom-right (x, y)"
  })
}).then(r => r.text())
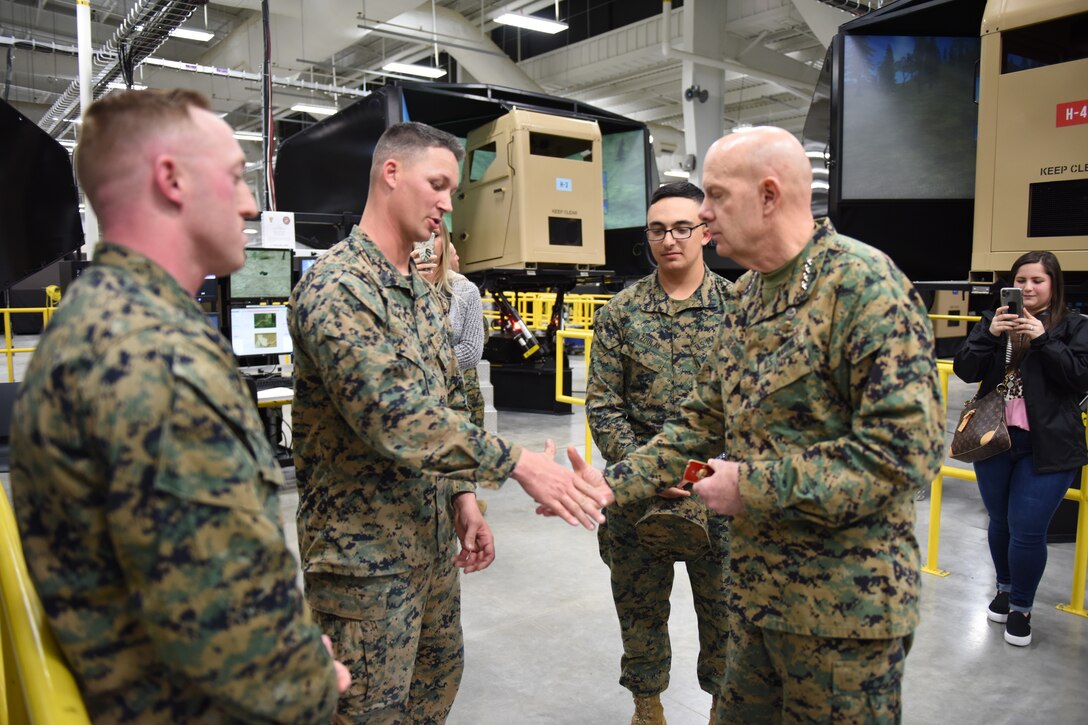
top-left (973, 427), bottom-right (1078, 611)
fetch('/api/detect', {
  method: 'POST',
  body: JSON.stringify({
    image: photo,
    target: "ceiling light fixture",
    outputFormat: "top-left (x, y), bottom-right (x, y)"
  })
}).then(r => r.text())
top-left (381, 62), bottom-right (447, 79)
top-left (169, 28), bottom-right (215, 42)
top-left (233, 131), bottom-right (264, 141)
top-left (494, 13), bottom-right (568, 34)
top-left (290, 103), bottom-right (339, 117)
top-left (663, 169), bottom-right (690, 179)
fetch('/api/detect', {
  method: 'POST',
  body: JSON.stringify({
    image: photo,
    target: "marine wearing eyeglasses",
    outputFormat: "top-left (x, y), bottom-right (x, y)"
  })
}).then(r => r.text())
top-left (588, 182), bottom-right (731, 723)
top-left (643, 222), bottom-right (707, 243)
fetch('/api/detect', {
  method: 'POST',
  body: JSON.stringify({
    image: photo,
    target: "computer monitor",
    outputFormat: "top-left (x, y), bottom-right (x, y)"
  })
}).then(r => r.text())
top-left (228, 248), bottom-right (293, 303)
top-left (229, 304), bottom-right (292, 359)
top-left (299, 257), bottom-right (316, 276)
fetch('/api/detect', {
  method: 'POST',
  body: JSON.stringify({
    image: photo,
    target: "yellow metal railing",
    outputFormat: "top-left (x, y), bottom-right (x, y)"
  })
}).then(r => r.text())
top-left (482, 292), bottom-right (612, 331)
top-left (554, 329), bottom-right (594, 465)
top-left (1, 488), bottom-right (92, 724)
top-left (2, 308), bottom-right (57, 383)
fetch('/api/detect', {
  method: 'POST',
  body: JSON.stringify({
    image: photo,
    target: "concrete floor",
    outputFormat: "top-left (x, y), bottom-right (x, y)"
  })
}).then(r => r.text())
top-left (5, 343), bottom-right (1088, 723)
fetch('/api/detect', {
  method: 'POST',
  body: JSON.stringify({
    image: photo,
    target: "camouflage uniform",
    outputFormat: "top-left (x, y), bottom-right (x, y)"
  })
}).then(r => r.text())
top-left (605, 221), bottom-right (945, 723)
top-left (10, 243), bottom-right (339, 724)
top-left (586, 267), bottom-right (731, 698)
top-left (289, 227), bottom-right (521, 723)
top-left (461, 367), bottom-right (485, 428)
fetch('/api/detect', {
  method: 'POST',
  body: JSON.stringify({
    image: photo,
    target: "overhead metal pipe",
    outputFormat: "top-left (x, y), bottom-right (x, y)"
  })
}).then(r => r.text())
top-left (38, 0), bottom-right (205, 136)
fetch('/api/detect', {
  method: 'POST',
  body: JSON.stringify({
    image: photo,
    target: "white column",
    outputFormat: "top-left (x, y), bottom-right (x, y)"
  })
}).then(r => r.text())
top-left (76, 0), bottom-right (99, 258)
top-left (679, 0), bottom-right (726, 183)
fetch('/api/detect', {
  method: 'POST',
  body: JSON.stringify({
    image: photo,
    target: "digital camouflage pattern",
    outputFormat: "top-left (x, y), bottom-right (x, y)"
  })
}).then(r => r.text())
top-left (607, 220), bottom-right (945, 639)
top-left (716, 616), bottom-right (910, 723)
top-left (289, 227), bottom-right (521, 719)
top-left (462, 367), bottom-right (485, 429)
top-left (587, 267), bottom-right (732, 696)
top-left (289, 226), bottom-right (519, 580)
top-left (10, 243), bottom-right (339, 724)
top-left (309, 564), bottom-right (463, 724)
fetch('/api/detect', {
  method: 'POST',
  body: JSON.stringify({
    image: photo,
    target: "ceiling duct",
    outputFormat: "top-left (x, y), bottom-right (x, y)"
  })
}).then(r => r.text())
top-left (38, 0), bottom-right (206, 136)
top-left (360, 6), bottom-right (542, 91)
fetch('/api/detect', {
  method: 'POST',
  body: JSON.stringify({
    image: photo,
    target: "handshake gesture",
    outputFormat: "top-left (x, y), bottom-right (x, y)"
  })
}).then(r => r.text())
top-left (532, 446), bottom-right (746, 518)
top-left (511, 441), bottom-right (615, 527)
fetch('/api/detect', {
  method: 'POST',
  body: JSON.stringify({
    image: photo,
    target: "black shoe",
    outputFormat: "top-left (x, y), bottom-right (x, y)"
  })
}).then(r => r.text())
top-left (1005, 611), bottom-right (1032, 646)
top-left (987, 591), bottom-right (1009, 623)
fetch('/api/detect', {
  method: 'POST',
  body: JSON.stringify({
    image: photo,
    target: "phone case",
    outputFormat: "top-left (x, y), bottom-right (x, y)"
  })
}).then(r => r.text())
top-left (1000, 288), bottom-right (1023, 316)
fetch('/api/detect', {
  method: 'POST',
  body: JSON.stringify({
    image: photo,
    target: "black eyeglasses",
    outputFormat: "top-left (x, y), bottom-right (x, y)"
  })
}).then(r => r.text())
top-left (644, 223), bottom-right (706, 243)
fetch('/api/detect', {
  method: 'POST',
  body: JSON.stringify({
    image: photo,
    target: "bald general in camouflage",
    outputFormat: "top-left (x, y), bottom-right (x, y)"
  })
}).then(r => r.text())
top-left (290, 226), bottom-right (520, 722)
top-left (603, 219), bottom-right (944, 722)
top-left (587, 266), bottom-right (731, 698)
top-left (11, 244), bottom-right (340, 723)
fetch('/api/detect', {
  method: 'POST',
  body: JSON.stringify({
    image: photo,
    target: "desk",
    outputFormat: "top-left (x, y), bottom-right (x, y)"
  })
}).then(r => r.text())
top-left (254, 392), bottom-right (293, 465)
top-left (256, 387), bottom-right (293, 407)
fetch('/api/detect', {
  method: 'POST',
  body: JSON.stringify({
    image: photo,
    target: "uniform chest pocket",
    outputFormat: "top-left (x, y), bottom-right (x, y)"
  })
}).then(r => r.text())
top-left (752, 336), bottom-right (820, 402)
top-left (623, 334), bottom-right (671, 374)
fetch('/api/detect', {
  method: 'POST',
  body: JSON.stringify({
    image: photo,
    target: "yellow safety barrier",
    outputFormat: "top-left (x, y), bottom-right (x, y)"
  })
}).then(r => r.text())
top-left (0, 488), bottom-right (92, 724)
top-left (482, 292), bottom-right (612, 331)
top-left (2, 308), bottom-right (57, 384)
top-left (554, 329), bottom-right (594, 465)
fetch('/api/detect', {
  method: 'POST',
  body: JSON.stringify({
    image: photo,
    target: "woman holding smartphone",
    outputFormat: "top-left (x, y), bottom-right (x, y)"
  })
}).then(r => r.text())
top-left (953, 251), bottom-right (1088, 646)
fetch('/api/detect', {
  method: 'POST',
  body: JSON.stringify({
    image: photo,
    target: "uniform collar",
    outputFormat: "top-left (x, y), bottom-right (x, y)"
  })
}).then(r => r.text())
top-left (642, 264), bottom-right (720, 314)
top-left (737, 218), bottom-right (835, 322)
top-left (91, 242), bottom-right (201, 314)
top-left (349, 225), bottom-right (432, 298)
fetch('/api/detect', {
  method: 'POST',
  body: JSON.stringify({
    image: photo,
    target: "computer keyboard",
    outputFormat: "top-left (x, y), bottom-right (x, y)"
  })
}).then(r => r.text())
top-left (252, 375), bottom-right (292, 391)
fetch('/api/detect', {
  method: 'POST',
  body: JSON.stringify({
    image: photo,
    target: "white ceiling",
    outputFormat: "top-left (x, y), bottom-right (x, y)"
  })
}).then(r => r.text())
top-left (0, 0), bottom-right (866, 173)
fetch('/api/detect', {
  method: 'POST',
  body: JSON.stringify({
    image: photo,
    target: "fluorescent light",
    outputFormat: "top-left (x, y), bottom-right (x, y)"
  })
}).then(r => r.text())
top-left (663, 169), bottom-right (690, 179)
top-left (107, 81), bottom-right (147, 90)
top-left (381, 62), bottom-right (447, 79)
top-left (244, 228), bottom-right (259, 234)
top-left (170, 28), bottom-right (215, 42)
top-left (290, 103), bottom-right (339, 117)
top-left (495, 12), bottom-right (568, 34)
top-left (233, 131), bottom-right (264, 141)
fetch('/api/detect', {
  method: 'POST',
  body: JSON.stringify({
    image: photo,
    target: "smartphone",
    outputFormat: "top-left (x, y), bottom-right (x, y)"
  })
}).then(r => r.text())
top-left (999, 287), bottom-right (1024, 317)
top-left (413, 235), bottom-right (435, 264)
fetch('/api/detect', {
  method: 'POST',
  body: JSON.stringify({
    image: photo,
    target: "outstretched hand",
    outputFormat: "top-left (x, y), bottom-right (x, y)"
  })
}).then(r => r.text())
top-left (511, 440), bottom-right (610, 529)
top-left (537, 446), bottom-right (616, 517)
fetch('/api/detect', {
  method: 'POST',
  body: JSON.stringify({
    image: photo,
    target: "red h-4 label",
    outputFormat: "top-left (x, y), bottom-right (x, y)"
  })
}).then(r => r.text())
top-left (1057, 100), bottom-right (1088, 127)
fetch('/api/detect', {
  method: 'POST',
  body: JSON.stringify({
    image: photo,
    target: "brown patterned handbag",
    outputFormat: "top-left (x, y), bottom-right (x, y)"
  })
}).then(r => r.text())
top-left (949, 384), bottom-right (1011, 463)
